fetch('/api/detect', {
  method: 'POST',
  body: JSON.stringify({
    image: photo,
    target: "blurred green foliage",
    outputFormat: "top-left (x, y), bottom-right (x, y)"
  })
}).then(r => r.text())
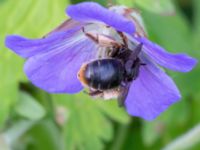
top-left (0, 0), bottom-right (200, 150)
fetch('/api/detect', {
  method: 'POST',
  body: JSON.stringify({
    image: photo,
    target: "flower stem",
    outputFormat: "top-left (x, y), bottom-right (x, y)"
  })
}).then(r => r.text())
top-left (108, 0), bottom-right (116, 6)
top-left (163, 123), bottom-right (200, 150)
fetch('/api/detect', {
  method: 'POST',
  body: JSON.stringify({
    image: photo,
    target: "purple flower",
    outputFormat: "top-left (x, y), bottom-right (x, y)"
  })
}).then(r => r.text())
top-left (5, 2), bottom-right (197, 120)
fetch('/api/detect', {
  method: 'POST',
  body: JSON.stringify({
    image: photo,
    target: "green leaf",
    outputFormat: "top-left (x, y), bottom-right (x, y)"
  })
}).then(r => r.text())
top-left (135, 0), bottom-right (175, 15)
top-left (15, 92), bottom-right (46, 120)
top-left (3, 120), bottom-right (35, 146)
top-left (70, 0), bottom-right (108, 6)
top-left (192, 0), bottom-right (200, 100)
top-left (0, 0), bottom-right (69, 126)
top-left (142, 9), bottom-right (191, 52)
top-left (193, 0), bottom-right (200, 47)
top-left (116, 0), bottom-right (134, 7)
top-left (25, 119), bottom-right (63, 150)
top-left (52, 93), bottom-right (130, 150)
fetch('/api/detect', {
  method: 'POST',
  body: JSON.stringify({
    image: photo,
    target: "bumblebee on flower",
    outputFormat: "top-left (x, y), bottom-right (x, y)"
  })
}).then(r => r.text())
top-left (5, 2), bottom-right (197, 120)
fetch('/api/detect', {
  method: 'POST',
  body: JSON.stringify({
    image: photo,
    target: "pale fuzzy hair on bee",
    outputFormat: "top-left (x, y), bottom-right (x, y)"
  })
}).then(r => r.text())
top-left (90, 87), bottom-right (121, 100)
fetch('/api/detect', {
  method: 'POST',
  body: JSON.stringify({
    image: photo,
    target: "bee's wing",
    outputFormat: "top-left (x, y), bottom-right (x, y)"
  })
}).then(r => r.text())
top-left (117, 83), bottom-right (131, 107)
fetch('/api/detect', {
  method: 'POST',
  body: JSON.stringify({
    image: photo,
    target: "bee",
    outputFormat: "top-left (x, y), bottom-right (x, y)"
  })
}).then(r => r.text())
top-left (78, 28), bottom-right (143, 106)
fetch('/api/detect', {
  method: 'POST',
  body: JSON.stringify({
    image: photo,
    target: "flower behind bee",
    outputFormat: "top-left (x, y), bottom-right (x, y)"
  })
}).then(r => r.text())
top-left (5, 2), bottom-right (197, 120)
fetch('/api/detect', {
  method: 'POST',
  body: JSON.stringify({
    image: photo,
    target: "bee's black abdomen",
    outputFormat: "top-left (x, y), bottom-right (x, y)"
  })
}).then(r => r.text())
top-left (84, 59), bottom-right (124, 90)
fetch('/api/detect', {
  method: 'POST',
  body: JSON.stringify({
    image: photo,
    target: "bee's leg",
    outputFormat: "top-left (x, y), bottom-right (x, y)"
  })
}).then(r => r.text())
top-left (82, 27), bottom-right (122, 48)
top-left (117, 31), bottom-right (128, 48)
top-left (83, 89), bottom-right (103, 98)
top-left (82, 27), bottom-right (100, 44)
top-left (87, 89), bottom-right (104, 98)
top-left (117, 84), bottom-right (130, 107)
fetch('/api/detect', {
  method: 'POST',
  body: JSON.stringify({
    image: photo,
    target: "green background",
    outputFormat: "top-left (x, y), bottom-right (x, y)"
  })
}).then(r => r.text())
top-left (0, 0), bottom-right (200, 149)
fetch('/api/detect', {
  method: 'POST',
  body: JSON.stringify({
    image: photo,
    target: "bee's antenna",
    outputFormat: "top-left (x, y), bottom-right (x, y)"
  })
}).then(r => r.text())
top-left (117, 31), bottom-right (128, 47)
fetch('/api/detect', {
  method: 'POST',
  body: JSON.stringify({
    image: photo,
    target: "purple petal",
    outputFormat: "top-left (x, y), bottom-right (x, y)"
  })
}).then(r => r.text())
top-left (66, 2), bottom-right (135, 34)
top-left (46, 19), bottom-right (83, 37)
top-left (10, 30), bottom-right (97, 93)
top-left (138, 37), bottom-right (197, 72)
top-left (5, 21), bottom-right (82, 58)
top-left (125, 61), bottom-right (181, 120)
